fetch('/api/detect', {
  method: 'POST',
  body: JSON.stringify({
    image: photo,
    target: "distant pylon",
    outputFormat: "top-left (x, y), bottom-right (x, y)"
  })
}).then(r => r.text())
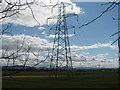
top-left (47, 2), bottom-right (77, 78)
top-left (118, 2), bottom-right (120, 74)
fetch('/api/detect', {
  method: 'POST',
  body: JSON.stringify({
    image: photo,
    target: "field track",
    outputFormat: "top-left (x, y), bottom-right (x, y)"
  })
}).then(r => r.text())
top-left (3, 70), bottom-right (119, 88)
top-left (3, 76), bottom-right (49, 78)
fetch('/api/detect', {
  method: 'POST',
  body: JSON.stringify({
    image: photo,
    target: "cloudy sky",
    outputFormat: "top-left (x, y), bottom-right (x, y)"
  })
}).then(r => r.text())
top-left (0, 0), bottom-right (119, 68)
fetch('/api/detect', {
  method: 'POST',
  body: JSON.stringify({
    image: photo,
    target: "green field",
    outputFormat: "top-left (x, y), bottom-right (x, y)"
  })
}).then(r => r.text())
top-left (2, 69), bottom-right (120, 88)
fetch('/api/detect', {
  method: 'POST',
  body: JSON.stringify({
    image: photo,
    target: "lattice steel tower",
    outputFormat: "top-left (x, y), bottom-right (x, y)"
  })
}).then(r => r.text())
top-left (47, 2), bottom-right (77, 77)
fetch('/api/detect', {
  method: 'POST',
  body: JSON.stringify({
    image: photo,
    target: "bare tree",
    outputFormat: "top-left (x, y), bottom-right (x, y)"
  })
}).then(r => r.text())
top-left (77, 1), bottom-right (120, 88)
top-left (79, 1), bottom-right (120, 28)
top-left (0, 0), bottom-right (41, 35)
top-left (0, 0), bottom-right (36, 20)
top-left (0, 0), bottom-right (54, 77)
top-left (2, 36), bottom-right (49, 76)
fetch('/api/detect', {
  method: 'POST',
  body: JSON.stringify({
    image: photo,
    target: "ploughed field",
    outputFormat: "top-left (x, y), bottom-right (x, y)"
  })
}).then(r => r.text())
top-left (2, 69), bottom-right (119, 88)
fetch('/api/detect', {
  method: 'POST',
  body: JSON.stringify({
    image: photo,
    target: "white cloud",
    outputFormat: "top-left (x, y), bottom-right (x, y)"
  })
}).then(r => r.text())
top-left (72, 53), bottom-right (118, 68)
top-left (46, 34), bottom-right (75, 38)
top-left (1, 34), bottom-right (52, 66)
top-left (38, 27), bottom-right (46, 30)
top-left (71, 0), bottom-right (118, 2)
top-left (1, 34), bottom-right (53, 52)
top-left (0, 0), bottom-right (84, 27)
top-left (71, 43), bottom-right (118, 51)
top-left (95, 53), bottom-right (109, 59)
top-left (81, 52), bottom-right (90, 55)
top-left (41, 31), bottom-right (46, 35)
top-left (1, 34), bottom-right (118, 68)
top-left (1, 35), bottom-right (117, 56)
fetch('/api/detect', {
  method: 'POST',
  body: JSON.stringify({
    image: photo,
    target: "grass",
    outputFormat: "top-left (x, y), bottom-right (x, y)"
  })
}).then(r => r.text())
top-left (2, 69), bottom-right (120, 88)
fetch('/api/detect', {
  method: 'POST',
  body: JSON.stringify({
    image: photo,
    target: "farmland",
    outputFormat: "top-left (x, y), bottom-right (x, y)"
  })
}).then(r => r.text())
top-left (2, 69), bottom-right (120, 88)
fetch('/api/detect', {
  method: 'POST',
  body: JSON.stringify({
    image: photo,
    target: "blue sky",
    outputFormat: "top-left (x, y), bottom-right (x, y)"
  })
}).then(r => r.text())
top-left (1, 1), bottom-right (119, 68)
top-left (72, 2), bottom-right (118, 59)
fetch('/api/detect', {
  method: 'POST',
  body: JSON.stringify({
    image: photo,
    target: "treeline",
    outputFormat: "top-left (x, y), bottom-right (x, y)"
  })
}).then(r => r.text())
top-left (2, 66), bottom-right (118, 72)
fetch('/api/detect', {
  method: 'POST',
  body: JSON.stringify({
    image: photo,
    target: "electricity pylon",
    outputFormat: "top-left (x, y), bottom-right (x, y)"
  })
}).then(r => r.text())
top-left (110, 5), bottom-right (120, 73)
top-left (110, 3), bottom-right (120, 88)
top-left (118, 3), bottom-right (120, 74)
top-left (47, 2), bottom-right (78, 78)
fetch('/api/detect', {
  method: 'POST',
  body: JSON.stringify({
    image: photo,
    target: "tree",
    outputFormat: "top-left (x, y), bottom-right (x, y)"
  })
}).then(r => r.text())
top-left (0, 0), bottom-right (49, 76)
